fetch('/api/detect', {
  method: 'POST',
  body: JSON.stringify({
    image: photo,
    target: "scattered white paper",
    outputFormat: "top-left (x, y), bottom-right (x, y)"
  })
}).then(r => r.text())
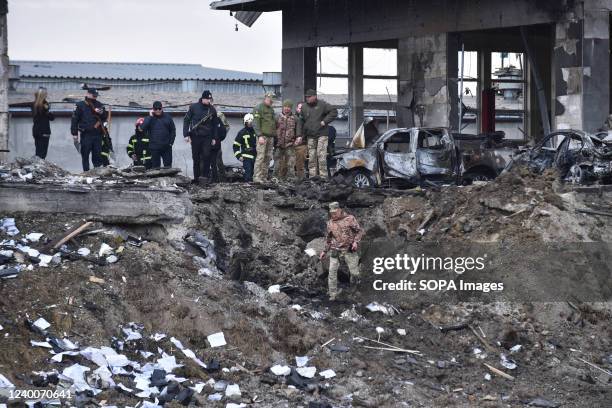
top-left (51, 351), bottom-right (79, 362)
top-left (207, 332), bottom-right (227, 348)
top-left (291, 304), bottom-right (303, 311)
top-left (397, 329), bottom-right (407, 336)
top-left (267, 284), bottom-right (281, 294)
top-left (225, 384), bottom-right (241, 398)
top-left (295, 356), bottom-right (309, 367)
top-left (190, 382), bottom-right (205, 394)
top-left (208, 392), bottom-right (223, 401)
top-left (510, 344), bottom-right (522, 353)
top-left (31, 340), bottom-right (53, 348)
top-left (62, 364), bottom-right (92, 392)
top-left (123, 327), bottom-right (142, 341)
top-left (304, 248), bottom-right (317, 257)
top-left (77, 248), bottom-right (90, 257)
top-left (226, 404), bottom-right (247, 408)
top-left (366, 302), bottom-right (394, 315)
top-left (106, 255), bottom-right (118, 264)
top-left (99, 243), bottom-right (113, 257)
top-left (116, 383), bottom-right (132, 393)
top-left (38, 254), bottom-right (53, 267)
top-left (26, 233), bottom-right (44, 242)
top-left (296, 366), bottom-right (316, 378)
top-left (157, 355), bottom-right (182, 372)
top-left (33, 317), bottom-right (51, 331)
top-left (170, 337), bottom-right (185, 350)
top-left (151, 333), bottom-right (166, 341)
top-left (270, 365), bottom-right (291, 376)
top-left (376, 327), bottom-right (385, 334)
top-left (320, 369), bottom-right (336, 379)
top-left (500, 354), bottom-right (517, 370)
top-left (140, 351), bottom-right (154, 359)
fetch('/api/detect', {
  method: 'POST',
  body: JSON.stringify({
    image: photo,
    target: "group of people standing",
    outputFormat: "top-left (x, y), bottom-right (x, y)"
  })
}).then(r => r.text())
top-left (28, 87), bottom-right (337, 184)
top-left (234, 89), bottom-right (338, 183)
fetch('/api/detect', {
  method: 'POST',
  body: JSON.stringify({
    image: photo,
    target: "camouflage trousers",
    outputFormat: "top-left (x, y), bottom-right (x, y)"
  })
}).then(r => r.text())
top-left (294, 144), bottom-right (308, 180)
top-left (328, 249), bottom-right (360, 297)
top-left (273, 146), bottom-right (296, 180)
top-left (307, 136), bottom-right (328, 179)
top-left (253, 135), bottom-right (274, 183)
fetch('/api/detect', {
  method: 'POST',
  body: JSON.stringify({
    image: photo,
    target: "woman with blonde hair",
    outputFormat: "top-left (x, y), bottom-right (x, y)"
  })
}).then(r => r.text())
top-left (31, 87), bottom-right (54, 159)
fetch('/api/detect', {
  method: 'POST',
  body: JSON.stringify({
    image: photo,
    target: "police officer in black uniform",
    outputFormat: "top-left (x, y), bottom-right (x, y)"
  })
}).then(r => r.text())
top-left (71, 88), bottom-right (107, 171)
top-left (183, 90), bottom-right (218, 184)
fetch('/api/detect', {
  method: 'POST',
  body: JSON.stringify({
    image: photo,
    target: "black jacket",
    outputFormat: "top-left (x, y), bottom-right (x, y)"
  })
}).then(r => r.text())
top-left (183, 102), bottom-right (217, 139)
top-left (126, 129), bottom-right (151, 162)
top-left (141, 112), bottom-right (176, 149)
top-left (31, 102), bottom-right (54, 136)
top-left (233, 126), bottom-right (257, 159)
top-left (70, 98), bottom-right (108, 136)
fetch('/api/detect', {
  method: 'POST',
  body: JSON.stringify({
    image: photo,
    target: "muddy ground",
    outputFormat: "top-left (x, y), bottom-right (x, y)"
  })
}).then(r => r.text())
top-left (0, 165), bottom-right (611, 407)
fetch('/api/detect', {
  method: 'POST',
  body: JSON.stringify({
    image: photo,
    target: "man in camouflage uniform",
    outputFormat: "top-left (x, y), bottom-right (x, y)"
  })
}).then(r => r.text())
top-left (252, 93), bottom-right (277, 183)
top-left (297, 89), bottom-right (338, 179)
top-left (294, 102), bottom-right (308, 180)
top-left (274, 100), bottom-right (298, 181)
top-left (320, 202), bottom-right (364, 300)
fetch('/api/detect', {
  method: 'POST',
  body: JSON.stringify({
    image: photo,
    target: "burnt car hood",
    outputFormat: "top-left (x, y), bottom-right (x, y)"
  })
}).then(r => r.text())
top-left (334, 147), bottom-right (378, 173)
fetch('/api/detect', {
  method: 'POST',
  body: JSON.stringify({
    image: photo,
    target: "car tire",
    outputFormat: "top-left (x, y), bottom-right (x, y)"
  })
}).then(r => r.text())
top-left (351, 169), bottom-right (374, 188)
top-left (463, 171), bottom-right (493, 184)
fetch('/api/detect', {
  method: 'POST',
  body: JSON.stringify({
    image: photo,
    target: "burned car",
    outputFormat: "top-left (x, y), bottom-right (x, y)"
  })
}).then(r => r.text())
top-left (332, 127), bottom-right (515, 188)
top-left (507, 130), bottom-right (612, 184)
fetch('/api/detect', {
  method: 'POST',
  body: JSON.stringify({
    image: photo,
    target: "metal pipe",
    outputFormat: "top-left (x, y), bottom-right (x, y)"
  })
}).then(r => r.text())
top-left (459, 43), bottom-right (465, 134)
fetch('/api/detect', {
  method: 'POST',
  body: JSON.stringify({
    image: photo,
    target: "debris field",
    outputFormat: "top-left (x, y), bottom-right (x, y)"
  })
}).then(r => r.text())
top-left (0, 157), bottom-right (611, 407)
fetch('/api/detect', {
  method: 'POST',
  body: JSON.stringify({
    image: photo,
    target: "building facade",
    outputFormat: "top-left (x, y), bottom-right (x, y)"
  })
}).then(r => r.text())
top-left (211, 0), bottom-right (612, 140)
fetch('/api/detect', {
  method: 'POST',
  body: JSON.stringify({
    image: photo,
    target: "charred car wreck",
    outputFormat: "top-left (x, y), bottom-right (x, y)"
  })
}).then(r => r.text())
top-left (333, 127), bottom-right (516, 188)
top-left (507, 130), bottom-right (612, 184)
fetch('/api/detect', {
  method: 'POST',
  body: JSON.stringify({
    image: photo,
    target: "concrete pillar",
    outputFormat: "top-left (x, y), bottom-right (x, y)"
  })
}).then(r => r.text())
top-left (397, 33), bottom-right (458, 129)
top-left (348, 45), bottom-right (364, 138)
top-left (553, 3), bottom-right (610, 132)
top-left (281, 47), bottom-right (317, 105)
top-left (0, 0), bottom-right (8, 163)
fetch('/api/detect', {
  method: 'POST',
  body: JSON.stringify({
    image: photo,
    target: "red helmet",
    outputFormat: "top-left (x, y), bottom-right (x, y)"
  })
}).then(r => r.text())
top-left (136, 117), bottom-right (145, 127)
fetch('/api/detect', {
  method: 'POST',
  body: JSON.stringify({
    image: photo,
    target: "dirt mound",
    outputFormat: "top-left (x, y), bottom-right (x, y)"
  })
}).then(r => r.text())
top-left (1, 170), bottom-right (611, 407)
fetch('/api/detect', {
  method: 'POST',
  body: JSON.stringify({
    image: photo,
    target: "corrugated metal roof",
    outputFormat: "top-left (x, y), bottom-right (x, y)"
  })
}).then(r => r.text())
top-left (11, 60), bottom-right (263, 82)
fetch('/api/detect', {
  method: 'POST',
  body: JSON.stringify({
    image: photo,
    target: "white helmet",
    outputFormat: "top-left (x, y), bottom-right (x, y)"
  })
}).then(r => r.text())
top-left (243, 113), bottom-right (254, 124)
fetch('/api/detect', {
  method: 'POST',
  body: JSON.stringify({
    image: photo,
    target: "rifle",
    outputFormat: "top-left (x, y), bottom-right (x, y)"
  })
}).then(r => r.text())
top-left (86, 99), bottom-right (114, 159)
top-left (189, 110), bottom-right (214, 136)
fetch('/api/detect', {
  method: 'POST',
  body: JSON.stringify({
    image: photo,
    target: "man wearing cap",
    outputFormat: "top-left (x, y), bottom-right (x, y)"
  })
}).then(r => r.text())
top-left (274, 100), bottom-right (298, 181)
top-left (141, 101), bottom-right (176, 168)
top-left (70, 88), bottom-right (108, 171)
top-left (297, 89), bottom-right (338, 180)
top-left (184, 90), bottom-right (218, 183)
top-left (320, 202), bottom-right (364, 300)
top-left (252, 93), bottom-right (277, 183)
top-left (126, 117), bottom-right (151, 169)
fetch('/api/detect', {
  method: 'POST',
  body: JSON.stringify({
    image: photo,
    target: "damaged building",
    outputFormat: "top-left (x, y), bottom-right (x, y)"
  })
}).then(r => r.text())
top-left (211, 0), bottom-right (612, 140)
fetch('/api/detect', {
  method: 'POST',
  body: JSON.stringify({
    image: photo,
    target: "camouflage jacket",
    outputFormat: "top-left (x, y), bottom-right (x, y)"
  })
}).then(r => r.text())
top-left (325, 212), bottom-right (364, 251)
top-left (276, 112), bottom-right (298, 148)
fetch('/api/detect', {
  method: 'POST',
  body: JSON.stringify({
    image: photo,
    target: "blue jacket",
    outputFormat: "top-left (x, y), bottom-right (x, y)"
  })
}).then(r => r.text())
top-left (141, 112), bottom-right (176, 149)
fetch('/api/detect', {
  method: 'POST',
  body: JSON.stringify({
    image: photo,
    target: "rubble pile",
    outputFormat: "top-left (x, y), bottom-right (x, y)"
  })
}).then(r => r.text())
top-left (0, 159), bottom-right (611, 407)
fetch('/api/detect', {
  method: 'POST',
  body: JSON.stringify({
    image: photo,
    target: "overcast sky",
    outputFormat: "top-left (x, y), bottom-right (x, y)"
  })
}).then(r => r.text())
top-left (8, 0), bottom-right (283, 74)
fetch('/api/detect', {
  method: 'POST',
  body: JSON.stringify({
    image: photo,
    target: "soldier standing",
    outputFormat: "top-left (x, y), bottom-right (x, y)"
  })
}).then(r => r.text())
top-left (274, 100), bottom-right (298, 181)
top-left (298, 89), bottom-right (337, 180)
top-left (252, 93), bottom-right (276, 183)
top-left (70, 88), bottom-right (107, 171)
